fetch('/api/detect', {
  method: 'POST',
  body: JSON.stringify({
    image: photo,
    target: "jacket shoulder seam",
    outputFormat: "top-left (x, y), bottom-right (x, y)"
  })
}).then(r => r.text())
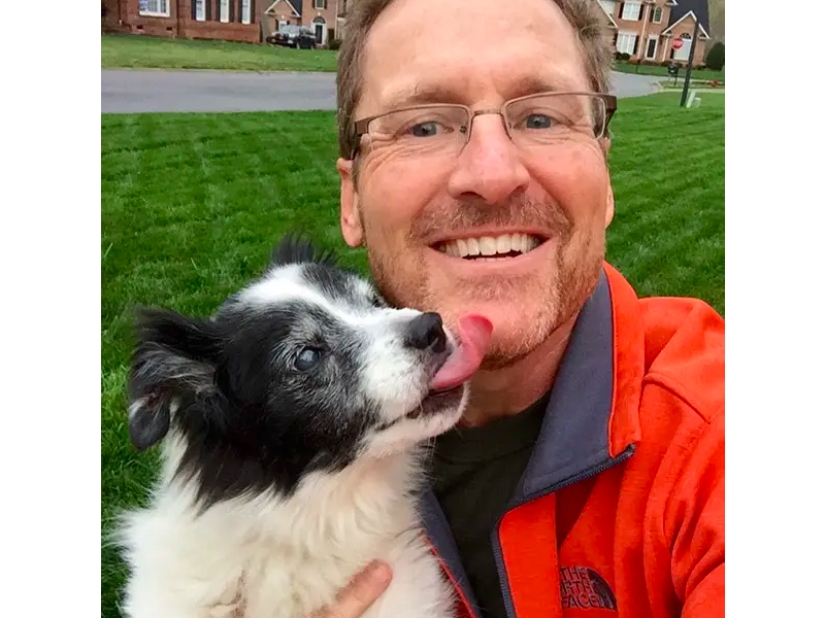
top-left (642, 372), bottom-right (723, 425)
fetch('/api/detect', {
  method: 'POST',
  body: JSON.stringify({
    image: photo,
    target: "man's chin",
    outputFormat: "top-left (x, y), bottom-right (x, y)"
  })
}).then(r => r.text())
top-left (436, 300), bottom-right (559, 370)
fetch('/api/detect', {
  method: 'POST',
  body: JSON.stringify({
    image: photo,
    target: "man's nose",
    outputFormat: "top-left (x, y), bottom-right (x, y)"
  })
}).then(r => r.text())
top-left (447, 114), bottom-right (530, 205)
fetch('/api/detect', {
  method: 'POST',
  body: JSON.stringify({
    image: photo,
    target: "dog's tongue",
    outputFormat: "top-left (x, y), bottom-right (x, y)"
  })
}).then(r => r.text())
top-left (430, 314), bottom-right (493, 392)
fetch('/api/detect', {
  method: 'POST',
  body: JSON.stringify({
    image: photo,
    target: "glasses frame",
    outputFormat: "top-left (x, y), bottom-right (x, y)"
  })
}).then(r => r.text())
top-left (350, 91), bottom-right (618, 160)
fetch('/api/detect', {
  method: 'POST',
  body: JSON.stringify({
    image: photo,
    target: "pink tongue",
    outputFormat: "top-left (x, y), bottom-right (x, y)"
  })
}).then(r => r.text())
top-left (430, 314), bottom-right (493, 392)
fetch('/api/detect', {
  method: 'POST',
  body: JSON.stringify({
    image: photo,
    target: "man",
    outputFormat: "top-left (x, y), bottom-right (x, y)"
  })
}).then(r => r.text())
top-left (315, 0), bottom-right (724, 617)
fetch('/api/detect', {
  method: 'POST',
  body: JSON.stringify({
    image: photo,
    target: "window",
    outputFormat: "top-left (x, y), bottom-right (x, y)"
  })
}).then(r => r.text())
top-left (220, 0), bottom-right (229, 22)
top-left (620, 1), bottom-right (641, 21)
top-left (194, 0), bottom-right (205, 21)
top-left (616, 32), bottom-right (637, 55)
top-left (651, 6), bottom-right (663, 23)
top-left (314, 0), bottom-right (327, 9)
top-left (645, 36), bottom-right (658, 59)
top-left (139, 0), bottom-right (169, 17)
top-left (241, 0), bottom-right (251, 24)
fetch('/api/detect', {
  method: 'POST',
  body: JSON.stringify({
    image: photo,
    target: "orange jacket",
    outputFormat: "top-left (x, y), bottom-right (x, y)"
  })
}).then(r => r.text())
top-left (423, 262), bottom-right (724, 618)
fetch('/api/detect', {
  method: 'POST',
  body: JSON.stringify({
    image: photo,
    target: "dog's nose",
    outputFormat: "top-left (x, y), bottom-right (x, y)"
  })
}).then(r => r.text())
top-left (405, 312), bottom-right (447, 353)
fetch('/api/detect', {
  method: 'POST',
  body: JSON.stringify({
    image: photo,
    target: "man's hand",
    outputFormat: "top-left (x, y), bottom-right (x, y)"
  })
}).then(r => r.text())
top-left (310, 560), bottom-right (393, 618)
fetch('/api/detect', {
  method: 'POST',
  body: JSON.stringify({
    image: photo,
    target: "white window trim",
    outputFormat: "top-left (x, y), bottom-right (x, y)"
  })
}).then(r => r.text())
top-left (195, 0), bottom-right (205, 21)
top-left (313, 0), bottom-right (326, 9)
top-left (620, 1), bottom-right (642, 21)
top-left (652, 6), bottom-right (663, 24)
top-left (616, 32), bottom-right (638, 56)
top-left (220, 0), bottom-right (230, 23)
top-left (242, 0), bottom-right (252, 24)
top-left (616, 31), bottom-right (637, 55)
top-left (139, 0), bottom-right (170, 17)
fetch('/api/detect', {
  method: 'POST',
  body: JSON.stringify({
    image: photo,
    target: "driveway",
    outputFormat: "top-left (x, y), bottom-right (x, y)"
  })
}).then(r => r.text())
top-left (101, 69), bottom-right (661, 114)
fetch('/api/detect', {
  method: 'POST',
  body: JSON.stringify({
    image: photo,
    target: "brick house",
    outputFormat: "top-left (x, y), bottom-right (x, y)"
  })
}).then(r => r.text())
top-left (263, 0), bottom-right (349, 45)
top-left (593, 0), bottom-right (711, 65)
top-left (101, 0), bottom-right (262, 44)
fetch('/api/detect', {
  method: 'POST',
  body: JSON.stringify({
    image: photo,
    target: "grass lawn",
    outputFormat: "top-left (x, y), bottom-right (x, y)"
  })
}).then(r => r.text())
top-left (101, 92), bottom-right (723, 617)
top-left (101, 33), bottom-right (338, 72)
top-left (614, 60), bottom-right (725, 82)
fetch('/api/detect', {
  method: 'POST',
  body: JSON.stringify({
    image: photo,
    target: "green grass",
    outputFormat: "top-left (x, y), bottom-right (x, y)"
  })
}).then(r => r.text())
top-left (101, 92), bottom-right (723, 617)
top-left (614, 60), bottom-right (725, 82)
top-left (101, 33), bottom-right (338, 71)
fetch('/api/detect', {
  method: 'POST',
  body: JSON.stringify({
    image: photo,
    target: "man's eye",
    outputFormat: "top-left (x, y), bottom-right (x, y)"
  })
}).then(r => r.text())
top-left (408, 121), bottom-right (444, 137)
top-left (294, 347), bottom-right (323, 371)
top-left (524, 113), bottom-right (555, 129)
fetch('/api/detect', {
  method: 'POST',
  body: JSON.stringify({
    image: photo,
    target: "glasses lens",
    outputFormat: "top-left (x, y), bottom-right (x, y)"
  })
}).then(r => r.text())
top-left (365, 106), bottom-right (469, 155)
top-left (505, 94), bottom-right (607, 144)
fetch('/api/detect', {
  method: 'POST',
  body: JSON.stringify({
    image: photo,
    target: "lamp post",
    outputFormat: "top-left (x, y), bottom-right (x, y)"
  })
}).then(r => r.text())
top-left (679, 14), bottom-right (702, 107)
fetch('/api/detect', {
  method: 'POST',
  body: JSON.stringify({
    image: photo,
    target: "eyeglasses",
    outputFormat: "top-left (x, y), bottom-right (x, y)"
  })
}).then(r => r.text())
top-left (350, 92), bottom-right (617, 160)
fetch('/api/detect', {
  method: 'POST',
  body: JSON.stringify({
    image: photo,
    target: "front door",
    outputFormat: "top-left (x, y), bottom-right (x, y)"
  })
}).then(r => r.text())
top-left (314, 24), bottom-right (324, 44)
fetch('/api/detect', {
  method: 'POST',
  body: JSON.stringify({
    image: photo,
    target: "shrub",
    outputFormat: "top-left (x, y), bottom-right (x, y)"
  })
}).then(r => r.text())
top-left (705, 41), bottom-right (725, 71)
top-left (328, 38), bottom-right (342, 50)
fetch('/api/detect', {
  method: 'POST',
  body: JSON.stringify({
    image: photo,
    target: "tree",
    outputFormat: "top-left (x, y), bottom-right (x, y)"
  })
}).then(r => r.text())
top-left (705, 42), bottom-right (725, 71)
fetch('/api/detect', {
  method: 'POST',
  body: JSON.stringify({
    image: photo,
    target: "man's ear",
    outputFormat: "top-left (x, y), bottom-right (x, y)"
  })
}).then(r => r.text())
top-left (598, 136), bottom-right (614, 228)
top-left (127, 307), bottom-right (222, 451)
top-left (605, 182), bottom-right (615, 228)
top-left (337, 157), bottom-right (364, 248)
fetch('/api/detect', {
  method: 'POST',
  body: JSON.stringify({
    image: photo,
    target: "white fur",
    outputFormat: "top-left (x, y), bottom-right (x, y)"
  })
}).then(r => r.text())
top-left (115, 260), bottom-right (465, 618)
top-left (115, 434), bottom-right (456, 618)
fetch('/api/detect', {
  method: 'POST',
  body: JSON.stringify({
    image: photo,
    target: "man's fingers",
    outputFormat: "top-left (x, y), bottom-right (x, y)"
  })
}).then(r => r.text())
top-left (312, 560), bottom-right (393, 618)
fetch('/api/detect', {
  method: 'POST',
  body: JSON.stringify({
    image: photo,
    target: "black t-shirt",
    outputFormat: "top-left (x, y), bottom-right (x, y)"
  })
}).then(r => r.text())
top-left (430, 394), bottom-right (549, 618)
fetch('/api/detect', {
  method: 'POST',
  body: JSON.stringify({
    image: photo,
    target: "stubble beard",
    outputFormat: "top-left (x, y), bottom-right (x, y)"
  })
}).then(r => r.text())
top-left (360, 197), bottom-right (606, 370)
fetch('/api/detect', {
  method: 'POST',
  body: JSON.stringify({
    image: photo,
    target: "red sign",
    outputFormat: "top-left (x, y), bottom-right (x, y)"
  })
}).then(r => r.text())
top-left (672, 39), bottom-right (684, 50)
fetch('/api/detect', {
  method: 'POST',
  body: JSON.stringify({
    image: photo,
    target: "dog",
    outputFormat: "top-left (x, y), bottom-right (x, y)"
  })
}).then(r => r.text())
top-left (113, 235), bottom-right (493, 618)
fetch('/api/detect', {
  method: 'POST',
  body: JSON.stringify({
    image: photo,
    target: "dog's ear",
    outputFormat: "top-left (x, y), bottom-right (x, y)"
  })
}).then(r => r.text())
top-left (127, 306), bottom-right (223, 451)
top-left (270, 232), bottom-right (337, 268)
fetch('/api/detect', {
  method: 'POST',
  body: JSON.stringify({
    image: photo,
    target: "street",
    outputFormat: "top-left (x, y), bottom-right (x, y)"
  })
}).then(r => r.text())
top-left (101, 69), bottom-right (662, 114)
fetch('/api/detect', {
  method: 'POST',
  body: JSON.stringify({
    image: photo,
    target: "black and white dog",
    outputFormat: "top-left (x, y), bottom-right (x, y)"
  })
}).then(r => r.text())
top-left (114, 235), bottom-right (492, 618)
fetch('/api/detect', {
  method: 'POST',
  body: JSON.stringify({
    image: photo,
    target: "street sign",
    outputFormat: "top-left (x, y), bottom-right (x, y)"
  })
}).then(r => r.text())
top-left (672, 39), bottom-right (684, 50)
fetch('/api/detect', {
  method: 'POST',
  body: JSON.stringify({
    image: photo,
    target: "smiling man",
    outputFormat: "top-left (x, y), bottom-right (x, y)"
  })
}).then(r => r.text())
top-left (317, 0), bottom-right (725, 617)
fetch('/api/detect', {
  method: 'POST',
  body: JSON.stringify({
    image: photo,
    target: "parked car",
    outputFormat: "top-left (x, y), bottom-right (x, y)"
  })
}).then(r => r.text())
top-left (266, 26), bottom-right (316, 49)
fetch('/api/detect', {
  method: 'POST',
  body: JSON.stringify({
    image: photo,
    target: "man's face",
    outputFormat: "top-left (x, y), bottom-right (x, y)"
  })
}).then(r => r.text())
top-left (338, 0), bottom-right (615, 369)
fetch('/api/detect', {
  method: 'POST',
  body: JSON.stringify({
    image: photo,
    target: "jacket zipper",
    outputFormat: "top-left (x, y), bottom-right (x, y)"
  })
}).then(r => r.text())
top-left (491, 443), bottom-right (637, 618)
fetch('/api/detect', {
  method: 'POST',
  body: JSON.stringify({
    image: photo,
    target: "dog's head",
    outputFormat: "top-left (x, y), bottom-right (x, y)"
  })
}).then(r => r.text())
top-left (127, 235), bottom-right (491, 505)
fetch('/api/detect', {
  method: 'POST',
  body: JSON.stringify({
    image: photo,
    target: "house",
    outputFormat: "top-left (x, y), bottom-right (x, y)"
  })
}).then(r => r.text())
top-left (102, 0), bottom-right (262, 43)
top-left (592, 0), bottom-right (711, 65)
top-left (263, 0), bottom-right (350, 45)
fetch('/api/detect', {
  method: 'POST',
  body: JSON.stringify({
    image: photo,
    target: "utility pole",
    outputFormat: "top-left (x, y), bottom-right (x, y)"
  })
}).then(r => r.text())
top-left (679, 14), bottom-right (702, 107)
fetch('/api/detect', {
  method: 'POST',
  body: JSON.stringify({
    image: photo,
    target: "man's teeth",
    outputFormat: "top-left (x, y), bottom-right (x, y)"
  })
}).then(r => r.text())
top-left (438, 234), bottom-right (542, 258)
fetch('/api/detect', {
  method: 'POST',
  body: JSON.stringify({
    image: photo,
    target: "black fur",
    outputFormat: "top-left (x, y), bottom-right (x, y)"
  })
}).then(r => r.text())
top-left (128, 308), bottom-right (223, 451)
top-left (269, 233), bottom-right (338, 268)
top-left (127, 237), bottom-right (383, 510)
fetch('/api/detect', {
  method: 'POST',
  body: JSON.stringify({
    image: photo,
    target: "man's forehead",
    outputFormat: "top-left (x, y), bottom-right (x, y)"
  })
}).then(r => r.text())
top-left (358, 0), bottom-right (590, 115)
top-left (375, 73), bottom-right (587, 112)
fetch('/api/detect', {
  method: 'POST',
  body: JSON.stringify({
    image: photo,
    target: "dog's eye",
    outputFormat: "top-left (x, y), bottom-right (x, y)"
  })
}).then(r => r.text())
top-left (294, 347), bottom-right (323, 371)
top-left (371, 295), bottom-right (385, 308)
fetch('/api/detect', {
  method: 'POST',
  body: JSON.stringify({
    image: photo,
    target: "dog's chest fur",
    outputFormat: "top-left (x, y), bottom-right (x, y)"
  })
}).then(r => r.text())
top-left (117, 438), bottom-right (456, 618)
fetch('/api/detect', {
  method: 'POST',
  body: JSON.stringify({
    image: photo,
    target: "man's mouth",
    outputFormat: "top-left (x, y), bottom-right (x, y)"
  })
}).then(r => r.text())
top-left (433, 233), bottom-right (546, 260)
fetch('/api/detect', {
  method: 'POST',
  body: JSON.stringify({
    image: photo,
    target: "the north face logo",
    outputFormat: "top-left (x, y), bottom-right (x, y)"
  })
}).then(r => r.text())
top-left (560, 566), bottom-right (617, 610)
